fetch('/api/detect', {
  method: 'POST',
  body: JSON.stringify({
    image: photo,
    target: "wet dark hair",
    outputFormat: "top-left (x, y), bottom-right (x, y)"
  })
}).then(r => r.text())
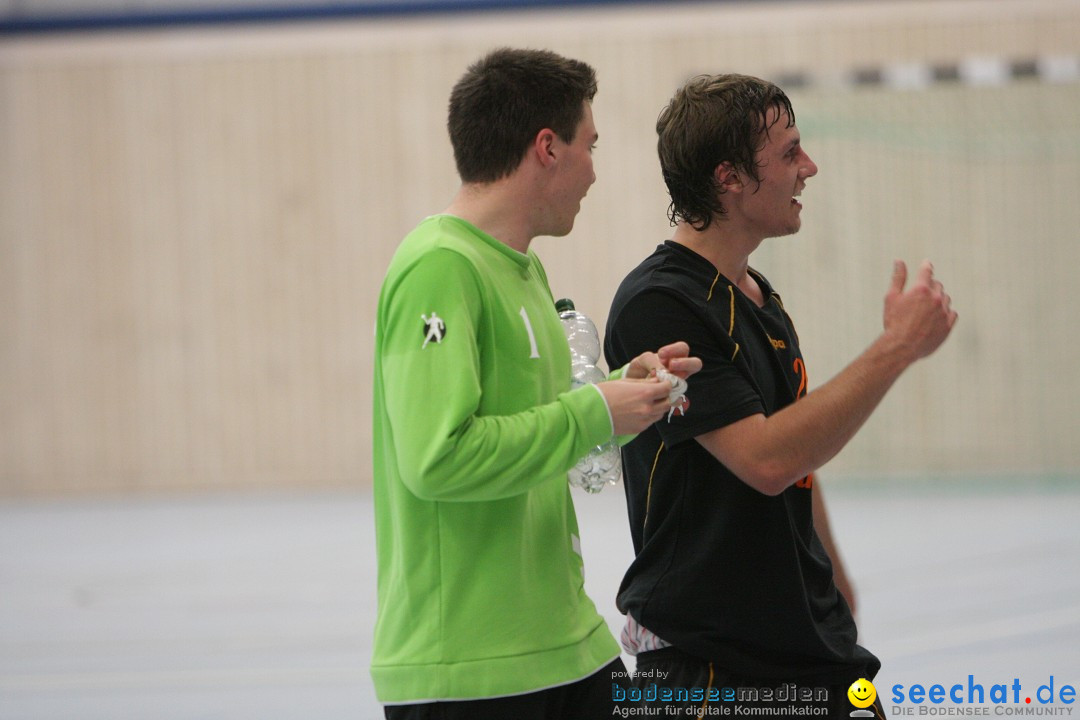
top-left (448, 47), bottom-right (598, 183)
top-left (657, 74), bottom-right (794, 230)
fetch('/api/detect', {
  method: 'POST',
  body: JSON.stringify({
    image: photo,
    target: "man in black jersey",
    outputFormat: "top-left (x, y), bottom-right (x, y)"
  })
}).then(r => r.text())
top-left (604, 74), bottom-right (957, 717)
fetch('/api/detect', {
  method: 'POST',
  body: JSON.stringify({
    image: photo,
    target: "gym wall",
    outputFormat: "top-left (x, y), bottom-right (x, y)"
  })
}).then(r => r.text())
top-left (2, 0), bottom-right (1078, 494)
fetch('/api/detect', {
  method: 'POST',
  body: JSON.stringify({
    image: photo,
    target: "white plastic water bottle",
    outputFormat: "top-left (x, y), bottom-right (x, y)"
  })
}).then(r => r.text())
top-left (556, 298), bottom-right (622, 493)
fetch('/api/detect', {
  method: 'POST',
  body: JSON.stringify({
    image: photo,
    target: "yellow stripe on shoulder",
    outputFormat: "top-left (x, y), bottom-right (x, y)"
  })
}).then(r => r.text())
top-left (706, 271), bottom-right (721, 302)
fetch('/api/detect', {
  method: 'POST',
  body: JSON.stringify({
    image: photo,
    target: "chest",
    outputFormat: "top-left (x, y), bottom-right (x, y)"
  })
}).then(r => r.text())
top-left (716, 293), bottom-right (807, 409)
top-left (474, 267), bottom-right (571, 412)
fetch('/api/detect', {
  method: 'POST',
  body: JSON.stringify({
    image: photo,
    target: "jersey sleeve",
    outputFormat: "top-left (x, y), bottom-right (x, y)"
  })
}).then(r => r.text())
top-left (378, 249), bottom-right (614, 502)
top-left (605, 288), bottom-right (764, 446)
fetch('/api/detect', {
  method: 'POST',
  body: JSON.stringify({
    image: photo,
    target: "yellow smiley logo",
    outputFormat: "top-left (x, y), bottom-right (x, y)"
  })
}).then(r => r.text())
top-left (848, 678), bottom-right (877, 709)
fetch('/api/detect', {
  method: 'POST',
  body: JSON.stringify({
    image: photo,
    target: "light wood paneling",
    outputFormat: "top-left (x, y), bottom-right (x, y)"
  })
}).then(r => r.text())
top-left (2, 0), bottom-right (1079, 494)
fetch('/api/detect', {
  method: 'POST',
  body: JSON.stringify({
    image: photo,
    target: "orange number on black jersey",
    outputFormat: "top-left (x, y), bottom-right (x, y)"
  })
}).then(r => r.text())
top-left (793, 357), bottom-right (808, 399)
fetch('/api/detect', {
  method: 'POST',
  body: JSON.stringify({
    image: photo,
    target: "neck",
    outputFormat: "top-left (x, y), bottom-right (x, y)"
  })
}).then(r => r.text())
top-left (671, 220), bottom-right (769, 307)
top-left (444, 181), bottom-right (534, 254)
top-left (670, 221), bottom-right (761, 284)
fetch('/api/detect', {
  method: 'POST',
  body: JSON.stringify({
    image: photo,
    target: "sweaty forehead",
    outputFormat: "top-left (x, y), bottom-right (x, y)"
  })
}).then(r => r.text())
top-left (759, 108), bottom-right (798, 147)
top-left (767, 103), bottom-right (795, 130)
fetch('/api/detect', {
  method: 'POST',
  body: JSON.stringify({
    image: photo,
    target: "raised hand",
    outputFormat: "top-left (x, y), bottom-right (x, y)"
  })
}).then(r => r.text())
top-left (882, 260), bottom-right (957, 362)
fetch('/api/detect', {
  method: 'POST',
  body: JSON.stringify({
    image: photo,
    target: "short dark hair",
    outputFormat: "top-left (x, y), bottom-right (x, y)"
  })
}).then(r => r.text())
top-left (448, 47), bottom-right (598, 183)
top-left (657, 74), bottom-right (795, 231)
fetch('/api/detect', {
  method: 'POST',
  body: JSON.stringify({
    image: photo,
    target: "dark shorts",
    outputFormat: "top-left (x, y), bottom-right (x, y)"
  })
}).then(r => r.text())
top-left (631, 646), bottom-right (887, 719)
top-left (383, 658), bottom-right (631, 720)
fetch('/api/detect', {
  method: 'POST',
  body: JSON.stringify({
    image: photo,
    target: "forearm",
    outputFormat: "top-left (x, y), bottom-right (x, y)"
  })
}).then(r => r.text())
top-left (701, 333), bottom-right (912, 495)
top-left (771, 334), bottom-right (910, 475)
top-left (699, 259), bottom-right (955, 496)
top-left (392, 386), bottom-right (613, 502)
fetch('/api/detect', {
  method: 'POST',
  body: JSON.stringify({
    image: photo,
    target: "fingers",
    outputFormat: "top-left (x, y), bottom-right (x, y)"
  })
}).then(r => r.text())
top-left (911, 260), bottom-right (951, 310)
top-left (629, 345), bottom-right (702, 380)
top-left (624, 351), bottom-right (659, 380)
top-left (892, 259), bottom-right (952, 304)
top-left (889, 260), bottom-right (908, 295)
top-left (664, 357), bottom-right (701, 379)
top-left (642, 376), bottom-right (675, 400)
top-left (882, 258), bottom-right (957, 360)
top-left (600, 377), bottom-right (685, 435)
top-left (656, 341), bottom-right (689, 361)
top-left (656, 341), bottom-right (703, 378)
top-left (945, 292), bottom-right (959, 328)
top-left (914, 258), bottom-right (935, 286)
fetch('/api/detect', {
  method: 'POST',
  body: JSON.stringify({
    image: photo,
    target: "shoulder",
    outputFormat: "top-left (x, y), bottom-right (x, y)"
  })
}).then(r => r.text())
top-left (747, 267), bottom-right (784, 303)
top-left (613, 243), bottom-right (713, 312)
top-left (385, 244), bottom-right (480, 294)
top-left (395, 216), bottom-right (481, 264)
top-left (388, 216), bottom-right (493, 279)
top-left (381, 225), bottom-right (487, 313)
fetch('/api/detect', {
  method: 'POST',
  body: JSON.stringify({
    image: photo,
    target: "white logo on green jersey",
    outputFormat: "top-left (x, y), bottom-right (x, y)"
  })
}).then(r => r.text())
top-left (421, 312), bottom-right (445, 349)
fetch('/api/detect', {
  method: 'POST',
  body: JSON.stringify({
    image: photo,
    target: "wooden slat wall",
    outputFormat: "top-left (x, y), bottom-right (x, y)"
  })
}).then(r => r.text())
top-left (2, 0), bottom-right (1079, 494)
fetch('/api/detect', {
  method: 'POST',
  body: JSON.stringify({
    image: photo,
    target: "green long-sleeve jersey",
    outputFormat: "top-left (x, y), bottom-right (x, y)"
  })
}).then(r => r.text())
top-left (371, 215), bottom-right (620, 703)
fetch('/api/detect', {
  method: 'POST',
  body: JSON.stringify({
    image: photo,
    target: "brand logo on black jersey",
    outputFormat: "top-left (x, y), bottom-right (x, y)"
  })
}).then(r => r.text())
top-left (421, 312), bottom-right (446, 349)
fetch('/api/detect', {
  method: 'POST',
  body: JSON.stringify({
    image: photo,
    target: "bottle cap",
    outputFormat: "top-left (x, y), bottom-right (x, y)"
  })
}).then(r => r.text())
top-left (554, 298), bottom-right (576, 313)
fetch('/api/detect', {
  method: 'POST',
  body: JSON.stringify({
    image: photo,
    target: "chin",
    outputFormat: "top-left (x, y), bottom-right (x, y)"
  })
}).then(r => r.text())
top-left (550, 220), bottom-right (576, 237)
top-left (772, 224), bottom-right (801, 239)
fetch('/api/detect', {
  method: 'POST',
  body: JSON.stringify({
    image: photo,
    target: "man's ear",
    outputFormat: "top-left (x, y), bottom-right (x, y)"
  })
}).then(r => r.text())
top-left (533, 128), bottom-right (558, 168)
top-left (714, 162), bottom-right (742, 191)
top-left (531, 128), bottom-right (557, 168)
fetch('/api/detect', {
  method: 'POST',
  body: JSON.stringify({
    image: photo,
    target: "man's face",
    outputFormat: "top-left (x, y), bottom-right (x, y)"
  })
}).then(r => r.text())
top-left (547, 102), bottom-right (598, 237)
top-left (739, 107), bottom-right (817, 239)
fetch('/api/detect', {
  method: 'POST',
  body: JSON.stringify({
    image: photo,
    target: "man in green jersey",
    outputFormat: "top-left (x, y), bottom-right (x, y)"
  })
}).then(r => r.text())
top-left (371, 48), bottom-right (700, 720)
